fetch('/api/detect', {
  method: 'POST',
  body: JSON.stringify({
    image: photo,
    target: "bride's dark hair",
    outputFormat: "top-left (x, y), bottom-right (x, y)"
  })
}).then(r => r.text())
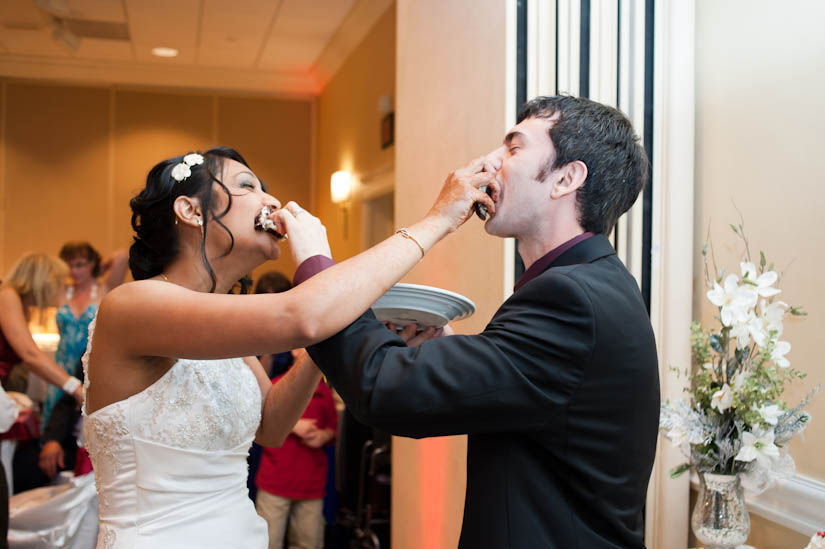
top-left (129, 146), bottom-right (251, 293)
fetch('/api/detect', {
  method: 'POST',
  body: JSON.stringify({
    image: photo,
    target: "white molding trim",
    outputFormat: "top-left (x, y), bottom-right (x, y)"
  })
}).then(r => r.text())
top-left (555, 0), bottom-right (581, 96)
top-left (588, 0), bottom-right (618, 107)
top-left (312, 0), bottom-right (394, 90)
top-left (615, 0), bottom-right (646, 283)
top-left (502, 0), bottom-right (519, 301)
top-left (526, 0), bottom-right (556, 98)
top-left (747, 474), bottom-right (825, 535)
top-left (690, 473), bottom-right (825, 536)
top-left (0, 55), bottom-right (320, 95)
top-left (645, 0), bottom-right (696, 547)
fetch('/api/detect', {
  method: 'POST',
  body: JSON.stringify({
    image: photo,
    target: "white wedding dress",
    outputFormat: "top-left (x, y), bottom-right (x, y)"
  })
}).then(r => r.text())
top-left (81, 320), bottom-right (268, 548)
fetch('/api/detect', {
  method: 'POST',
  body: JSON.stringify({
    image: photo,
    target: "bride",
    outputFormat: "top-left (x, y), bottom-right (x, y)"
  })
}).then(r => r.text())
top-left (83, 146), bottom-right (495, 548)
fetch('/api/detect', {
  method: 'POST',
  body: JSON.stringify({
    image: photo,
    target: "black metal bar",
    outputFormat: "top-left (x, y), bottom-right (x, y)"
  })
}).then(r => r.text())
top-left (641, 0), bottom-right (655, 313)
top-left (514, 0), bottom-right (528, 282)
top-left (516, 0), bottom-right (528, 112)
top-left (579, 0), bottom-right (591, 98)
top-left (616, 0), bottom-right (622, 107)
top-left (613, 0), bottom-right (622, 254)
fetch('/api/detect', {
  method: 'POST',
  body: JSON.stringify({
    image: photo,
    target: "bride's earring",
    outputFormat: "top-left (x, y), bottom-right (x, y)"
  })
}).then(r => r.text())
top-left (197, 218), bottom-right (204, 239)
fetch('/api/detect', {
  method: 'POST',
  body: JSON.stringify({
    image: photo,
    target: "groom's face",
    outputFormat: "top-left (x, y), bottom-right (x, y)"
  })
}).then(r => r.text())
top-left (483, 116), bottom-right (557, 238)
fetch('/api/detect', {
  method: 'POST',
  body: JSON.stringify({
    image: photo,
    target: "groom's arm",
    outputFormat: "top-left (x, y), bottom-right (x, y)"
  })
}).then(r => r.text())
top-left (298, 260), bottom-right (594, 438)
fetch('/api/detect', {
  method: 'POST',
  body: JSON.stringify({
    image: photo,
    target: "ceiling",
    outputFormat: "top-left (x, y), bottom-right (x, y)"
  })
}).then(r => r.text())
top-left (0, 0), bottom-right (391, 94)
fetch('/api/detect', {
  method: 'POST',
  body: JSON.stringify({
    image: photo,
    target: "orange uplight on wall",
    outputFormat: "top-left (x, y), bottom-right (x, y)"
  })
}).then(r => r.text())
top-left (330, 170), bottom-right (352, 204)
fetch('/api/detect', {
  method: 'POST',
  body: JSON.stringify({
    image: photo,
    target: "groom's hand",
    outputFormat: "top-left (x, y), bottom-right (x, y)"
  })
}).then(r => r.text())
top-left (386, 322), bottom-right (453, 347)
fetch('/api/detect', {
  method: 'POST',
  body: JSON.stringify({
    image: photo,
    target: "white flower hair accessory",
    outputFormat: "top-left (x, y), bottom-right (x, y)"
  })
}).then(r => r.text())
top-left (170, 153), bottom-right (205, 182)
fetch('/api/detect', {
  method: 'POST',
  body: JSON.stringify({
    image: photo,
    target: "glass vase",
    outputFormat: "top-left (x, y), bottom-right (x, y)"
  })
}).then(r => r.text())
top-left (691, 472), bottom-right (750, 549)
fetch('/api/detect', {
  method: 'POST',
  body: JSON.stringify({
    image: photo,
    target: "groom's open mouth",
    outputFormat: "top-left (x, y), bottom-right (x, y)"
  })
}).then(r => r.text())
top-left (474, 185), bottom-right (498, 220)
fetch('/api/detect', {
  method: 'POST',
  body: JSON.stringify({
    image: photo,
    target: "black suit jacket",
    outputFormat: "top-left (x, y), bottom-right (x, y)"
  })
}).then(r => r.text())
top-left (308, 235), bottom-right (660, 548)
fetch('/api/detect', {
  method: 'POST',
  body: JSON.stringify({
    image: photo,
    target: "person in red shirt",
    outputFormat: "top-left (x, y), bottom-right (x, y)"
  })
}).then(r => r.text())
top-left (255, 370), bottom-right (338, 549)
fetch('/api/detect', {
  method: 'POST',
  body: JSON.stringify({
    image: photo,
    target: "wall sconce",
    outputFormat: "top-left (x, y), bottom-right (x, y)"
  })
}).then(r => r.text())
top-left (331, 170), bottom-right (352, 239)
top-left (330, 170), bottom-right (352, 204)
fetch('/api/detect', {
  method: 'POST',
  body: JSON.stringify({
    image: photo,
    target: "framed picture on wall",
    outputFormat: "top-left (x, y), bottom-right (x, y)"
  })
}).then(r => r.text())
top-left (381, 112), bottom-right (394, 149)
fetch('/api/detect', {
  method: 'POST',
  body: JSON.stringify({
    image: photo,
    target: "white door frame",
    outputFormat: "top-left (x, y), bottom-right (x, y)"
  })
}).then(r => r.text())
top-left (525, 1), bottom-right (696, 546)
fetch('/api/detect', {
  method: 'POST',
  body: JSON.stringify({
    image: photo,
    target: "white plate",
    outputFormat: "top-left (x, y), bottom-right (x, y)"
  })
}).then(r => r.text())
top-left (370, 283), bottom-right (476, 328)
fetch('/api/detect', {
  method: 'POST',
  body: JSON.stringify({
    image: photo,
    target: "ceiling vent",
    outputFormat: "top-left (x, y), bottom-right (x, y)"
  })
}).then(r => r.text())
top-left (63, 19), bottom-right (130, 41)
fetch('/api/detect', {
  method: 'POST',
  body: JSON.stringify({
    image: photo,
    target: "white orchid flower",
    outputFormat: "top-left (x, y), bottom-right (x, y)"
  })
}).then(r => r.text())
top-left (170, 163), bottom-right (192, 182)
top-left (757, 403), bottom-right (783, 426)
top-left (747, 315), bottom-right (768, 347)
top-left (740, 262), bottom-right (758, 280)
top-left (748, 300), bottom-right (787, 347)
top-left (771, 340), bottom-right (791, 368)
top-left (730, 312), bottom-right (755, 348)
top-left (762, 300), bottom-right (787, 332)
top-left (735, 429), bottom-right (780, 465)
top-left (711, 384), bottom-right (734, 413)
top-left (707, 274), bottom-right (756, 326)
top-left (732, 371), bottom-right (750, 393)
top-left (741, 262), bottom-right (781, 298)
top-left (183, 153), bottom-right (204, 166)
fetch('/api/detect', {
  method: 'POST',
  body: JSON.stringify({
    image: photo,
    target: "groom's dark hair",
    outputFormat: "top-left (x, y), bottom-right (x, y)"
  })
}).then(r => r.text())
top-left (517, 95), bottom-right (649, 235)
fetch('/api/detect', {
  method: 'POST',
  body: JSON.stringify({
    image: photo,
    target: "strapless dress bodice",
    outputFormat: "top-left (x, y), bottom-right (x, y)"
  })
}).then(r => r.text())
top-left (83, 325), bottom-right (267, 548)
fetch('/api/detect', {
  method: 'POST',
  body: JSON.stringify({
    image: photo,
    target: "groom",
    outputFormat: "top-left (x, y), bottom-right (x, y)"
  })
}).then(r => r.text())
top-left (297, 96), bottom-right (660, 548)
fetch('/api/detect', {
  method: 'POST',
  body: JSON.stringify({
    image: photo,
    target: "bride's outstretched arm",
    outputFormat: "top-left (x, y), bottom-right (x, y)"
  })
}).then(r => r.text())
top-left (96, 158), bottom-right (497, 361)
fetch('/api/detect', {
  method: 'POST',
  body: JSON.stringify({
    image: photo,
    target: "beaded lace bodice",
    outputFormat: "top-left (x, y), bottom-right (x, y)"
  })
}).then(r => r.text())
top-left (80, 318), bottom-right (267, 548)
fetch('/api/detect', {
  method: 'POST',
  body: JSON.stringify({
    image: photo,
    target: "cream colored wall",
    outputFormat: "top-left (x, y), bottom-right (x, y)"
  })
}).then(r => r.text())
top-left (317, 1), bottom-right (510, 546)
top-left (316, 6), bottom-right (396, 263)
top-left (694, 0), bottom-right (825, 545)
top-left (394, 1), bottom-right (509, 547)
top-left (0, 80), bottom-right (312, 284)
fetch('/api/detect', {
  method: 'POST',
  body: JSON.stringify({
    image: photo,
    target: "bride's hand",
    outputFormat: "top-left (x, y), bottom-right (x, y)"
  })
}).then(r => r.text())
top-left (425, 156), bottom-right (499, 235)
top-left (272, 202), bottom-right (332, 265)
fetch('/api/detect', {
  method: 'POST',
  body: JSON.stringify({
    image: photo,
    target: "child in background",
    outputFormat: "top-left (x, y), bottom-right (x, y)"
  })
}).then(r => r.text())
top-left (255, 372), bottom-right (337, 549)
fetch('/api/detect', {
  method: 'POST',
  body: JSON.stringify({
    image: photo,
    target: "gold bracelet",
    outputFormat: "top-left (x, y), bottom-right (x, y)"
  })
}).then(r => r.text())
top-left (396, 228), bottom-right (425, 259)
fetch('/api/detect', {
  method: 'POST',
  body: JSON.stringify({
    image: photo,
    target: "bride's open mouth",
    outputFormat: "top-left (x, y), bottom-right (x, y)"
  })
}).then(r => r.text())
top-left (254, 206), bottom-right (287, 240)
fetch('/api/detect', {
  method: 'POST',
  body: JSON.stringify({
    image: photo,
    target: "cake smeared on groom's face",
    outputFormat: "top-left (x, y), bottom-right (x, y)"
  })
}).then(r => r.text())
top-left (474, 185), bottom-right (496, 220)
top-left (254, 206), bottom-right (286, 240)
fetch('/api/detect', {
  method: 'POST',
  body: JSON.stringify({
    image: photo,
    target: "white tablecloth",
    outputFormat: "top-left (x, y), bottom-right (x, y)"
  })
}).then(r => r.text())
top-left (8, 472), bottom-right (98, 549)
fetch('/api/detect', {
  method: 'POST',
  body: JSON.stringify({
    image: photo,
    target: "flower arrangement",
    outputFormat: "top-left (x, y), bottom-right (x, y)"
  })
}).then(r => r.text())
top-left (659, 224), bottom-right (818, 494)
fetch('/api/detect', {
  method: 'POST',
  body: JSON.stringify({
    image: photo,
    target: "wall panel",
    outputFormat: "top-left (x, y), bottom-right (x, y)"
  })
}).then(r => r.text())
top-left (218, 96), bottom-right (313, 281)
top-left (3, 83), bottom-right (110, 267)
top-left (0, 81), bottom-right (313, 288)
top-left (112, 90), bottom-right (215, 258)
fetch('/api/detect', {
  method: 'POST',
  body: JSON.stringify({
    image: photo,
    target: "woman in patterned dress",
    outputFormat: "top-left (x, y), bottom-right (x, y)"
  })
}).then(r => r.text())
top-left (39, 243), bottom-right (127, 428)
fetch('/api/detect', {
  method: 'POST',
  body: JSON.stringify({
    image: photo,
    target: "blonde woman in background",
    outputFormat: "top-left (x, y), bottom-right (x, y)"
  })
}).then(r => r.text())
top-left (0, 253), bottom-right (85, 403)
top-left (0, 253), bottom-right (87, 539)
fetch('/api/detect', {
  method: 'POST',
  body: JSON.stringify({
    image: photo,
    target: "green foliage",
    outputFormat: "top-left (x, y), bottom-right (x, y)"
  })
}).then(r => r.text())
top-left (669, 463), bottom-right (691, 479)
